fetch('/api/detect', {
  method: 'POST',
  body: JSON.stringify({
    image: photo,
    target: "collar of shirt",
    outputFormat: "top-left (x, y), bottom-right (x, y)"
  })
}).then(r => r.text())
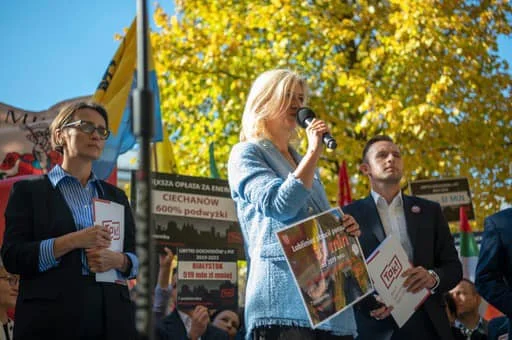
top-left (455, 317), bottom-right (486, 337)
top-left (371, 189), bottom-right (403, 209)
top-left (48, 164), bottom-right (104, 196)
top-left (371, 189), bottom-right (414, 260)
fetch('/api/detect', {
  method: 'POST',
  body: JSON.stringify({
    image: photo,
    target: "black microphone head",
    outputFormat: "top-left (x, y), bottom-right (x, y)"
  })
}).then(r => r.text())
top-left (326, 139), bottom-right (337, 149)
top-left (296, 107), bottom-right (316, 128)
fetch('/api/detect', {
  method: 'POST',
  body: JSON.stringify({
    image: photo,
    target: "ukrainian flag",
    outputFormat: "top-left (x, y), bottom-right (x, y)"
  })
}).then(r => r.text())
top-left (92, 18), bottom-right (163, 179)
top-left (151, 122), bottom-right (178, 174)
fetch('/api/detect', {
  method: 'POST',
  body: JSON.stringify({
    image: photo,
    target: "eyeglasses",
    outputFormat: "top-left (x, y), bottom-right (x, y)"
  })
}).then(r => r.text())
top-left (62, 120), bottom-right (110, 140)
top-left (0, 276), bottom-right (18, 286)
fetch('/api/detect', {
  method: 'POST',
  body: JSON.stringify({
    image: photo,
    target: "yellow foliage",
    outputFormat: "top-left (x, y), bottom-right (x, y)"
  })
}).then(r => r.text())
top-left (151, 1), bottom-right (512, 230)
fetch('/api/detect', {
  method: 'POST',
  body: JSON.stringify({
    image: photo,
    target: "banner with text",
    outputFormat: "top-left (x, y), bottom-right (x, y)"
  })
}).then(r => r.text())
top-left (176, 247), bottom-right (238, 311)
top-left (276, 207), bottom-right (373, 328)
top-left (0, 99), bottom-right (89, 179)
top-left (146, 172), bottom-right (244, 260)
top-left (409, 177), bottom-right (475, 222)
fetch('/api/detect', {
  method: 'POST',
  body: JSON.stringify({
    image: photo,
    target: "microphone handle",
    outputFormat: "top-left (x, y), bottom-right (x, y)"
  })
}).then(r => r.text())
top-left (304, 118), bottom-right (337, 150)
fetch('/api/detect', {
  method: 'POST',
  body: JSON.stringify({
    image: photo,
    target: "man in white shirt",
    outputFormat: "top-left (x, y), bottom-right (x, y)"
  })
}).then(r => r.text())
top-left (343, 135), bottom-right (462, 340)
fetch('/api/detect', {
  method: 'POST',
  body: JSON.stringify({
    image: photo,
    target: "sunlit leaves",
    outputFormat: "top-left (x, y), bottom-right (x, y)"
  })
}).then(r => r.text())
top-left (152, 0), bottom-right (511, 230)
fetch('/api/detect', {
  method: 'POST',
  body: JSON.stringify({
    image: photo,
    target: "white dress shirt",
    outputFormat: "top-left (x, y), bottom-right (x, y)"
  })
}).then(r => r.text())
top-left (371, 190), bottom-right (414, 261)
top-left (0, 319), bottom-right (14, 340)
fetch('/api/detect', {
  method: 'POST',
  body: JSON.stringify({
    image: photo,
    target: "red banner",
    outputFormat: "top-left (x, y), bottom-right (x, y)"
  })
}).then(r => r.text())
top-left (0, 175), bottom-right (36, 245)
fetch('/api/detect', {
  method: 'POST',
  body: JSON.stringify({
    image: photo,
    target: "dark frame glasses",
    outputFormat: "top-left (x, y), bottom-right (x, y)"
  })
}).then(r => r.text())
top-left (0, 275), bottom-right (19, 286)
top-left (62, 120), bottom-right (110, 140)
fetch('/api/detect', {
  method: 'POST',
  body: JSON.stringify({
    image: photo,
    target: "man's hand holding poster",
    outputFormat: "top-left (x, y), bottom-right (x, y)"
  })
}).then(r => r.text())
top-left (276, 207), bottom-right (373, 328)
top-left (365, 234), bottom-right (430, 327)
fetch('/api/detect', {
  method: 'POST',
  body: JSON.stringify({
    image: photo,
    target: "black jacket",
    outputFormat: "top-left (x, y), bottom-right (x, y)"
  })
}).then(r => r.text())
top-left (2, 175), bottom-right (137, 339)
top-left (156, 309), bottom-right (229, 340)
top-left (343, 194), bottom-right (462, 340)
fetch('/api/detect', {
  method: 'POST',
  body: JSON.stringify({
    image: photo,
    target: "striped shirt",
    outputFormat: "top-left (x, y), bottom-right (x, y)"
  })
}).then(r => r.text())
top-left (39, 165), bottom-right (138, 278)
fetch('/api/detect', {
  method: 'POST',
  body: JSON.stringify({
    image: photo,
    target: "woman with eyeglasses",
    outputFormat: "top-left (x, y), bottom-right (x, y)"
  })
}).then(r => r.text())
top-left (2, 101), bottom-right (138, 339)
top-left (0, 257), bottom-right (18, 340)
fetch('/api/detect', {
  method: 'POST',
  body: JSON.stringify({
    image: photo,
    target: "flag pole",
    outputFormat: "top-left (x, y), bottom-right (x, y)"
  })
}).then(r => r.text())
top-left (133, 0), bottom-right (155, 338)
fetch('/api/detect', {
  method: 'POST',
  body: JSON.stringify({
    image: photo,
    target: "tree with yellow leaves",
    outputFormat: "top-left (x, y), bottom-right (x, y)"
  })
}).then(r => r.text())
top-left (150, 0), bottom-right (511, 230)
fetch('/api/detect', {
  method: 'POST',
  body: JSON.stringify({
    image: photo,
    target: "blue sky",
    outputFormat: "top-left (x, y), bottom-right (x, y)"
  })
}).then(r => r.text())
top-left (0, 1), bottom-right (510, 111)
top-left (0, 0), bottom-right (174, 111)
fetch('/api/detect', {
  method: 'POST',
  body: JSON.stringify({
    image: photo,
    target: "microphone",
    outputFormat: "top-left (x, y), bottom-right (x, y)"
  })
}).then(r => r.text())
top-left (296, 107), bottom-right (337, 150)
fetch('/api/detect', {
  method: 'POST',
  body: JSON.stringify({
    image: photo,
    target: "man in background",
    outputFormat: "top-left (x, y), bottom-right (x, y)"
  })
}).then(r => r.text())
top-left (450, 279), bottom-right (488, 339)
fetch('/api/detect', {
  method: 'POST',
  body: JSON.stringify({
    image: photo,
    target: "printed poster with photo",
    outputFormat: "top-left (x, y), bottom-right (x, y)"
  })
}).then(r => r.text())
top-left (177, 247), bottom-right (238, 311)
top-left (276, 207), bottom-right (374, 328)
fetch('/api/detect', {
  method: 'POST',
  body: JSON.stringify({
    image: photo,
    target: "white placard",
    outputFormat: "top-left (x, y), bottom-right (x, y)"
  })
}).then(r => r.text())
top-left (365, 234), bottom-right (430, 328)
top-left (93, 199), bottom-right (125, 283)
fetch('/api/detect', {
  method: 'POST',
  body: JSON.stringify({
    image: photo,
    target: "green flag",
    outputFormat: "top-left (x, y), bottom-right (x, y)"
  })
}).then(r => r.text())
top-left (459, 206), bottom-right (479, 282)
top-left (209, 142), bottom-right (220, 179)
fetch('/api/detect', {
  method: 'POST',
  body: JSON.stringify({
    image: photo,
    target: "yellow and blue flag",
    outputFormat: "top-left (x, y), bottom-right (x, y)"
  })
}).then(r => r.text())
top-left (151, 122), bottom-right (178, 174)
top-left (92, 18), bottom-right (163, 179)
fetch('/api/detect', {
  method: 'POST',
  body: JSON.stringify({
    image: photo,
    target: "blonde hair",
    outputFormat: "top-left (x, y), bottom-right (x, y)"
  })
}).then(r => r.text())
top-left (50, 101), bottom-right (109, 153)
top-left (240, 69), bottom-right (308, 142)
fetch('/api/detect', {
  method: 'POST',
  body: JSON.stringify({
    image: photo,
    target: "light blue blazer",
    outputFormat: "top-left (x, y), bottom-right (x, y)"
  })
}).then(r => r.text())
top-left (228, 139), bottom-right (356, 338)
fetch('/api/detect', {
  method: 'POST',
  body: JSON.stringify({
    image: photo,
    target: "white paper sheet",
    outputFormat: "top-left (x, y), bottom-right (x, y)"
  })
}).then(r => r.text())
top-left (93, 198), bottom-right (124, 283)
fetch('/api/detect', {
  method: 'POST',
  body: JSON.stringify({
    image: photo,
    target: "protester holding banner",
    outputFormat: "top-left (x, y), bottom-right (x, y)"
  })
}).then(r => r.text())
top-left (156, 270), bottom-right (230, 340)
top-left (343, 135), bottom-right (462, 340)
top-left (2, 102), bottom-right (138, 339)
top-left (228, 69), bottom-right (361, 339)
top-left (154, 247), bottom-right (241, 340)
top-left (156, 303), bottom-right (230, 340)
top-left (153, 247), bottom-right (176, 322)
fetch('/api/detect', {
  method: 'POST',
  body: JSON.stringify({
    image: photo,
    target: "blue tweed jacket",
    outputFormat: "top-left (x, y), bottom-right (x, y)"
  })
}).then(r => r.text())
top-left (228, 140), bottom-right (356, 338)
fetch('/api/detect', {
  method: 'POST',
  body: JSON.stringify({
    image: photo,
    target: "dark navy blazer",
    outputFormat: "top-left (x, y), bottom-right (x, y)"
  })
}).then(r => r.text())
top-left (343, 194), bottom-right (462, 340)
top-left (476, 208), bottom-right (512, 329)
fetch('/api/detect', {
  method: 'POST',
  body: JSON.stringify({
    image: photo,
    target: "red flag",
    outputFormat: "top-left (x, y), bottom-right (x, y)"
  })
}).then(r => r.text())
top-left (483, 303), bottom-right (503, 320)
top-left (338, 160), bottom-right (352, 207)
top-left (0, 175), bottom-right (36, 245)
top-left (105, 166), bottom-right (117, 186)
